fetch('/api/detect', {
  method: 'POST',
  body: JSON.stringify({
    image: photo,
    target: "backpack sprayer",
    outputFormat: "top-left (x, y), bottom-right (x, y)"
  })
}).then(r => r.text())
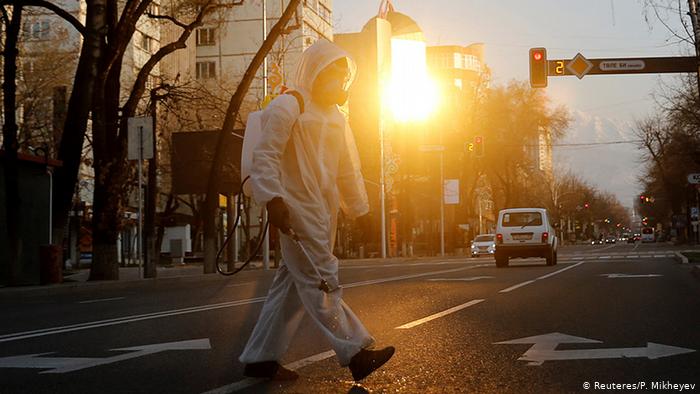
top-left (215, 92), bottom-right (340, 294)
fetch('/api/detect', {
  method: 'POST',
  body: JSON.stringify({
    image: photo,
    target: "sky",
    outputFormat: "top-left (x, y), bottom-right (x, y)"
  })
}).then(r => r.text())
top-left (332, 0), bottom-right (693, 208)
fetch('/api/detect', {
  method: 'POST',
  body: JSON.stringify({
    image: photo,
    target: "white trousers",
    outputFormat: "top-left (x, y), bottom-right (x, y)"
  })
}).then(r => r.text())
top-left (239, 235), bottom-right (374, 367)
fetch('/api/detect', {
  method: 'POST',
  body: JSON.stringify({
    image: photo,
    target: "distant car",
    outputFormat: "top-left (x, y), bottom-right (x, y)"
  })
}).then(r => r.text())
top-left (605, 237), bottom-right (616, 244)
top-left (591, 239), bottom-right (604, 245)
top-left (470, 234), bottom-right (496, 257)
top-left (627, 236), bottom-right (636, 244)
top-left (641, 227), bottom-right (655, 243)
top-left (495, 208), bottom-right (558, 268)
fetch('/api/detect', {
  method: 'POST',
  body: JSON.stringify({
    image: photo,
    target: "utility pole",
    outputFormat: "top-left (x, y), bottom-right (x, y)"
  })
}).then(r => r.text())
top-left (686, 0), bottom-right (700, 95)
top-left (261, 0), bottom-right (270, 270)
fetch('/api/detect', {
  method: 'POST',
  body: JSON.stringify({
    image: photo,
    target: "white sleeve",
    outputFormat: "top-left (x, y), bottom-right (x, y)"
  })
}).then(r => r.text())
top-left (337, 122), bottom-right (370, 219)
top-left (250, 95), bottom-right (299, 205)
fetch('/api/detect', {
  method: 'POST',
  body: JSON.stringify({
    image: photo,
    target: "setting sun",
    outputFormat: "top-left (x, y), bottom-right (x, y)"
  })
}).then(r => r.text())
top-left (385, 38), bottom-right (439, 122)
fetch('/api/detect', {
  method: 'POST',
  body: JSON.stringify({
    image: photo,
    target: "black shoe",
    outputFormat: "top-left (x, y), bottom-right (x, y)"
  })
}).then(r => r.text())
top-left (243, 361), bottom-right (299, 381)
top-left (348, 346), bottom-right (395, 381)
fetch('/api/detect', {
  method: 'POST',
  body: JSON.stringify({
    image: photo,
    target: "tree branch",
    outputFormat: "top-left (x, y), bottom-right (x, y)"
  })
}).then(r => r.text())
top-left (1, 0), bottom-right (87, 37)
top-left (145, 12), bottom-right (187, 29)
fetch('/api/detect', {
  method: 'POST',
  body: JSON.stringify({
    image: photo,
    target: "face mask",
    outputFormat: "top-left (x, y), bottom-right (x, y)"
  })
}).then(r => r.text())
top-left (312, 78), bottom-right (349, 106)
top-left (312, 59), bottom-right (351, 107)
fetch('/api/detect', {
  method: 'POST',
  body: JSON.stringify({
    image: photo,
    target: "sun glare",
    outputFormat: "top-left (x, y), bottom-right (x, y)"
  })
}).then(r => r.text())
top-left (385, 38), bottom-right (438, 122)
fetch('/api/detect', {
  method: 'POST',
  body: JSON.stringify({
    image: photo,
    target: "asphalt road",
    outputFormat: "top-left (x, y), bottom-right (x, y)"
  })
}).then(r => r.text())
top-left (0, 242), bottom-right (698, 393)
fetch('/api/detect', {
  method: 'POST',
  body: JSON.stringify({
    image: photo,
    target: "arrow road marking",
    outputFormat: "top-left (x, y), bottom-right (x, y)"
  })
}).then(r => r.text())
top-left (495, 332), bottom-right (694, 366)
top-left (427, 276), bottom-right (494, 282)
top-left (0, 338), bottom-right (211, 374)
top-left (600, 273), bottom-right (663, 279)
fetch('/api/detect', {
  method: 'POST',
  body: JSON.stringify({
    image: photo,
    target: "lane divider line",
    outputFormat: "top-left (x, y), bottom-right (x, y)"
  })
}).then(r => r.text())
top-left (0, 266), bottom-right (481, 344)
top-left (77, 297), bottom-right (125, 304)
top-left (499, 261), bottom-right (586, 294)
top-left (395, 299), bottom-right (485, 329)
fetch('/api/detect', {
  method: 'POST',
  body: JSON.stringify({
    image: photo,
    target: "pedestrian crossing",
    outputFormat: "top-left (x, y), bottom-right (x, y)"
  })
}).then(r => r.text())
top-left (561, 252), bottom-right (677, 260)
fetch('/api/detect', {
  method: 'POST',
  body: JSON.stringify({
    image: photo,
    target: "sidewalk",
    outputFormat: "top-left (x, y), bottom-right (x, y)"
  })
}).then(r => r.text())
top-left (0, 253), bottom-right (474, 297)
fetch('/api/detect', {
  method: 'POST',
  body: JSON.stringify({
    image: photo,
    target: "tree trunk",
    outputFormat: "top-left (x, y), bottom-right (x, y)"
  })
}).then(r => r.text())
top-left (203, 0), bottom-right (303, 274)
top-left (2, 5), bottom-right (23, 286)
top-left (52, 0), bottom-right (107, 246)
top-left (144, 95), bottom-right (158, 278)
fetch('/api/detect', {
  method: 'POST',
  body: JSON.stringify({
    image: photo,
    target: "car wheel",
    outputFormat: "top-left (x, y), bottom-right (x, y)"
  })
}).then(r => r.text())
top-left (495, 254), bottom-right (509, 268)
top-left (546, 247), bottom-right (555, 266)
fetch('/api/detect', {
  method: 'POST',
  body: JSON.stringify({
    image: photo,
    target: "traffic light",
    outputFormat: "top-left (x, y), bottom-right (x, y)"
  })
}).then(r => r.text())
top-left (529, 48), bottom-right (548, 88)
top-left (474, 135), bottom-right (484, 157)
top-left (640, 195), bottom-right (646, 202)
top-left (583, 202), bottom-right (589, 209)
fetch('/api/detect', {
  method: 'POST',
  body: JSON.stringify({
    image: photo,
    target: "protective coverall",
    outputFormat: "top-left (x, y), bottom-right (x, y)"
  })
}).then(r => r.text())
top-left (239, 39), bottom-right (374, 367)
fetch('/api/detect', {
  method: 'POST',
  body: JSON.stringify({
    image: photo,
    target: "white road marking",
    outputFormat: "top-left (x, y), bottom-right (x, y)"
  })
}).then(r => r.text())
top-left (0, 266), bottom-right (481, 344)
top-left (77, 297), bottom-right (125, 304)
top-left (0, 338), bottom-right (211, 374)
top-left (426, 276), bottom-right (494, 282)
top-left (202, 350), bottom-right (337, 394)
top-left (499, 261), bottom-right (586, 293)
top-left (599, 256), bottom-right (611, 259)
top-left (499, 280), bottom-right (536, 293)
top-left (600, 273), bottom-right (663, 279)
top-left (342, 266), bottom-right (479, 289)
top-left (495, 332), bottom-right (695, 366)
top-left (395, 299), bottom-right (485, 329)
top-left (225, 282), bottom-right (255, 288)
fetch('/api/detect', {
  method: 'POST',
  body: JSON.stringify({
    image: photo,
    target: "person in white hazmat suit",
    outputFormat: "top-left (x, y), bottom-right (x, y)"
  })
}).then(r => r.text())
top-left (239, 39), bottom-right (395, 381)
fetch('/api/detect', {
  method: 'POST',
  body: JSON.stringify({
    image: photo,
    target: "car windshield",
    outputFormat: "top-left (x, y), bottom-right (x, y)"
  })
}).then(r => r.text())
top-left (502, 212), bottom-right (542, 227)
top-left (474, 235), bottom-right (494, 242)
top-left (642, 228), bottom-right (653, 234)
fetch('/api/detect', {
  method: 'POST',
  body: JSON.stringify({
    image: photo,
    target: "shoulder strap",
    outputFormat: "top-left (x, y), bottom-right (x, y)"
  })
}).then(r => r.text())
top-left (284, 90), bottom-right (305, 114)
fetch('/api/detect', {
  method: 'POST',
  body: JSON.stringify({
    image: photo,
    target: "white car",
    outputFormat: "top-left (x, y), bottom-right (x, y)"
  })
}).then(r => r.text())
top-left (470, 234), bottom-right (496, 257)
top-left (495, 208), bottom-right (558, 268)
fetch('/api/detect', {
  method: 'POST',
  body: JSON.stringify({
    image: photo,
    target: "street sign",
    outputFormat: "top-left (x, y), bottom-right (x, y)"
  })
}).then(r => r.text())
top-left (444, 179), bottom-right (459, 205)
top-left (691, 207), bottom-right (699, 222)
top-left (599, 60), bottom-right (645, 71)
top-left (495, 332), bottom-right (695, 366)
top-left (548, 55), bottom-right (697, 78)
top-left (127, 117), bottom-right (154, 160)
top-left (566, 53), bottom-right (594, 79)
top-left (687, 173), bottom-right (700, 184)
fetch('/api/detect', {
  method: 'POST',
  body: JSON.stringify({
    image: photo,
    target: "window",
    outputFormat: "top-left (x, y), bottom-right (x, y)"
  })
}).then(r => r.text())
top-left (139, 32), bottom-right (154, 52)
top-left (26, 20), bottom-right (50, 40)
top-left (474, 235), bottom-right (494, 242)
top-left (464, 55), bottom-right (481, 72)
top-left (502, 212), bottom-right (543, 227)
top-left (319, 3), bottom-right (331, 22)
top-left (146, 2), bottom-right (159, 16)
top-left (196, 61), bottom-right (216, 79)
top-left (196, 28), bottom-right (216, 46)
top-left (453, 53), bottom-right (463, 69)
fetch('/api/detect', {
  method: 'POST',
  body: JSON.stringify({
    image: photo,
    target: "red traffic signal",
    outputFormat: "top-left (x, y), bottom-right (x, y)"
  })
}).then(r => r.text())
top-left (474, 135), bottom-right (484, 157)
top-left (529, 48), bottom-right (548, 88)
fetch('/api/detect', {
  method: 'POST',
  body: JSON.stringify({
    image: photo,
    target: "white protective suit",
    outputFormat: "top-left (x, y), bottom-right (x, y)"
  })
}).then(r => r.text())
top-left (239, 39), bottom-right (374, 367)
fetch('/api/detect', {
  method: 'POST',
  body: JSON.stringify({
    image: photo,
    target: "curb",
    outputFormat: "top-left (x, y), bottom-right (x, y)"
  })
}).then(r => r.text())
top-left (0, 269), bottom-right (264, 298)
